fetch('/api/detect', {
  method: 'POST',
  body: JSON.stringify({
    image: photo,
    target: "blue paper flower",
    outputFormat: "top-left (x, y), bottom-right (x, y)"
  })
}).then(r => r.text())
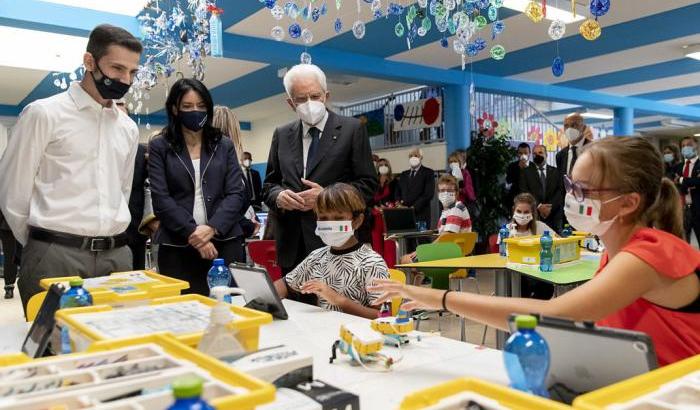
top-left (334, 17), bottom-right (343, 33)
top-left (466, 43), bottom-right (479, 56)
top-left (474, 37), bottom-right (487, 51)
top-left (312, 7), bottom-right (321, 21)
top-left (440, 37), bottom-right (449, 48)
top-left (552, 56), bottom-right (565, 77)
top-left (289, 23), bottom-right (302, 38)
top-left (589, 0), bottom-right (610, 17)
top-left (264, 0), bottom-right (276, 9)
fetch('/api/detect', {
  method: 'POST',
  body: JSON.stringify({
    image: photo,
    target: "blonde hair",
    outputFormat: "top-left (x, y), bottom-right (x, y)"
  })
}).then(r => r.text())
top-left (438, 174), bottom-right (458, 191)
top-left (212, 105), bottom-right (244, 162)
top-left (377, 158), bottom-right (394, 183)
top-left (583, 137), bottom-right (683, 238)
top-left (315, 183), bottom-right (366, 216)
top-left (513, 193), bottom-right (539, 235)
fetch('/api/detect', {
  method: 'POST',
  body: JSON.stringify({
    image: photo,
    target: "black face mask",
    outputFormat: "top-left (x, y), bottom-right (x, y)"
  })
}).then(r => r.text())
top-left (91, 63), bottom-right (131, 100)
top-left (179, 110), bottom-right (208, 132)
top-left (533, 154), bottom-right (546, 165)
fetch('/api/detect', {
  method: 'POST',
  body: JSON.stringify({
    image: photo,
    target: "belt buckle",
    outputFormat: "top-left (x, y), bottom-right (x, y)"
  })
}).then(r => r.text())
top-left (90, 237), bottom-right (114, 252)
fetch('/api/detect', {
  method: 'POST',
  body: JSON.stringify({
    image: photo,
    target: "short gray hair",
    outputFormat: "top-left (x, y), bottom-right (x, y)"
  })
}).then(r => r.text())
top-left (283, 64), bottom-right (327, 97)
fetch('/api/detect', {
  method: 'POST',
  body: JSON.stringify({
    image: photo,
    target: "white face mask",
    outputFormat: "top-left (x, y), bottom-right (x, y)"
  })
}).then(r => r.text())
top-left (409, 157), bottom-right (421, 168)
top-left (519, 154), bottom-right (529, 162)
top-left (378, 165), bottom-right (390, 175)
top-left (296, 100), bottom-right (326, 126)
top-left (438, 192), bottom-right (456, 207)
top-left (565, 128), bottom-right (582, 144)
top-left (563, 192), bottom-right (621, 237)
top-left (242, 159), bottom-right (251, 168)
top-left (315, 220), bottom-right (355, 247)
top-left (513, 213), bottom-right (533, 226)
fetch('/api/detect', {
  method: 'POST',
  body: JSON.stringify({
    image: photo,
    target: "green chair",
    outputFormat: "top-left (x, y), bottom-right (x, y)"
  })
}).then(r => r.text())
top-left (415, 242), bottom-right (463, 290)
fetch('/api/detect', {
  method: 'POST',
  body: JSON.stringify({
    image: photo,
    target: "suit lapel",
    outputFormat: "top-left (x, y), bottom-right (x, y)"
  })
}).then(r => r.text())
top-left (306, 111), bottom-right (340, 177)
top-left (288, 120), bottom-right (304, 178)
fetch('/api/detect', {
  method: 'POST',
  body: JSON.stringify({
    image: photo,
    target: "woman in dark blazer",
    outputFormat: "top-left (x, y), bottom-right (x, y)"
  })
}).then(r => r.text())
top-left (149, 78), bottom-right (248, 295)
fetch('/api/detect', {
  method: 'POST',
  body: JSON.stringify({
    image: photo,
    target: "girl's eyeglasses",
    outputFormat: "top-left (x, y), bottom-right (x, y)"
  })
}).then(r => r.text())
top-left (563, 174), bottom-right (618, 202)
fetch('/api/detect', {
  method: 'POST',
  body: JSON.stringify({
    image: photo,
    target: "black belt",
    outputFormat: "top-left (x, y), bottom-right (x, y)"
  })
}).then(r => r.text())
top-left (29, 227), bottom-right (128, 252)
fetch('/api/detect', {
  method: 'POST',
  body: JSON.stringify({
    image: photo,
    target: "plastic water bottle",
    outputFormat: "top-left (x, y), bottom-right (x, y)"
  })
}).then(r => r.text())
top-left (209, 8), bottom-right (223, 57)
top-left (167, 376), bottom-right (214, 410)
top-left (539, 231), bottom-right (553, 272)
top-left (498, 224), bottom-right (509, 257)
top-left (207, 259), bottom-right (231, 303)
top-left (561, 224), bottom-right (572, 238)
top-left (59, 279), bottom-right (93, 354)
top-left (503, 315), bottom-right (550, 397)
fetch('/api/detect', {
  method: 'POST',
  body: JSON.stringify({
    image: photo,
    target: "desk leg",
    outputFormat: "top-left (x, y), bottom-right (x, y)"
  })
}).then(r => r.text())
top-left (494, 268), bottom-right (511, 350)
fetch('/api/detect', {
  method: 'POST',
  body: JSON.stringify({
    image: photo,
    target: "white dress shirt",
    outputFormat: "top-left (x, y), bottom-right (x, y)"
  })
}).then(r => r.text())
top-left (301, 110), bottom-right (329, 178)
top-left (566, 137), bottom-right (586, 175)
top-left (192, 159), bottom-right (207, 225)
top-left (0, 82), bottom-right (139, 245)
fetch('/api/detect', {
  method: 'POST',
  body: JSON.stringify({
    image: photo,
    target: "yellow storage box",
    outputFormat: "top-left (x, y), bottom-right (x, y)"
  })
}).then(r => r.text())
top-left (504, 235), bottom-right (585, 265)
top-left (0, 334), bottom-right (275, 410)
top-left (26, 270), bottom-right (189, 321)
top-left (55, 294), bottom-right (272, 353)
top-left (400, 377), bottom-right (570, 409)
top-left (573, 355), bottom-right (700, 410)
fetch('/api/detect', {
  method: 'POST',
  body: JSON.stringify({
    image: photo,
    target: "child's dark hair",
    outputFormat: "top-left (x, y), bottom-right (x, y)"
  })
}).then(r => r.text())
top-left (315, 183), bottom-right (366, 216)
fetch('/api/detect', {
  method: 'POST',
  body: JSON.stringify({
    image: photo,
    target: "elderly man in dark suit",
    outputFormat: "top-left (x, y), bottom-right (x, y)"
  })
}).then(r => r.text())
top-left (262, 64), bottom-right (377, 275)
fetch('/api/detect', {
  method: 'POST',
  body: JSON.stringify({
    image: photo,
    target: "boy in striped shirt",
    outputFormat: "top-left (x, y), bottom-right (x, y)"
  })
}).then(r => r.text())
top-left (400, 175), bottom-right (472, 264)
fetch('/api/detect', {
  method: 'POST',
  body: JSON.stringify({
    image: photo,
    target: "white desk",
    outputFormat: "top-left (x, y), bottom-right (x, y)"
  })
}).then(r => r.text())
top-left (0, 300), bottom-right (508, 410)
top-left (259, 300), bottom-right (508, 410)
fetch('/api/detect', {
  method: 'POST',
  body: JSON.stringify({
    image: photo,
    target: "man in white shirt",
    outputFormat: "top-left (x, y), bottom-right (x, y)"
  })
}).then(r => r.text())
top-left (0, 25), bottom-right (142, 311)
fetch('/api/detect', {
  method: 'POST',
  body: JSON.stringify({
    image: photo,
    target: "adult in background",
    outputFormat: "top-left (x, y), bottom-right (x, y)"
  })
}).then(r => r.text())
top-left (262, 64), bottom-right (377, 275)
top-left (149, 79), bottom-right (247, 295)
top-left (677, 137), bottom-right (700, 244)
top-left (395, 148), bottom-right (435, 228)
top-left (506, 143), bottom-right (532, 207)
top-left (0, 212), bottom-right (18, 299)
top-left (0, 24), bottom-right (142, 311)
top-left (662, 144), bottom-right (681, 181)
top-left (373, 158), bottom-right (397, 207)
top-left (520, 144), bottom-right (564, 235)
top-left (212, 106), bottom-right (260, 254)
top-left (556, 113), bottom-right (593, 176)
top-left (241, 152), bottom-right (263, 211)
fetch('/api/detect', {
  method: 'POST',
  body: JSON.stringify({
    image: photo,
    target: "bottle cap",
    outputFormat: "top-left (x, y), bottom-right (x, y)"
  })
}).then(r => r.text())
top-left (172, 376), bottom-right (203, 399)
top-left (212, 258), bottom-right (225, 265)
top-left (69, 279), bottom-right (84, 287)
top-left (543, 230), bottom-right (550, 236)
top-left (515, 315), bottom-right (537, 330)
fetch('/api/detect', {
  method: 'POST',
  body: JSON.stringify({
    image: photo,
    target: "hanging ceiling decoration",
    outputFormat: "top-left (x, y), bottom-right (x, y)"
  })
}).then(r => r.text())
top-left (263, 0), bottom-right (612, 78)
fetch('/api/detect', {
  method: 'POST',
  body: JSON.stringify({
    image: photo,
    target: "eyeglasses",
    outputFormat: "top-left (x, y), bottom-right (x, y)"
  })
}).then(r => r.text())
top-left (291, 93), bottom-right (325, 105)
top-left (563, 174), bottom-right (619, 203)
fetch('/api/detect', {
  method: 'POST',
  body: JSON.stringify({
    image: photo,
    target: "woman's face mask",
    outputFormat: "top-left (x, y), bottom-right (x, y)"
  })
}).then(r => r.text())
top-left (564, 193), bottom-right (622, 237)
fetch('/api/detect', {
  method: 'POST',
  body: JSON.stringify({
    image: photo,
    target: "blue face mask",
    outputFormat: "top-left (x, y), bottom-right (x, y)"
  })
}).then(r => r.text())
top-left (663, 153), bottom-right (674, 163)
top-left (179, 110), bottom-right (207, 132)
top-left (682, 146), bottom-right (696, 160)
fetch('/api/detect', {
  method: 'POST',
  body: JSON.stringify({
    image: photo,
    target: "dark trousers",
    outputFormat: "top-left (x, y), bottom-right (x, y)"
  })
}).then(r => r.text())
top-left (684, 205), bottom-right (700, 243)
top-left (18, 238), bottom-right (132, 315)
top-left (127, 238), bottom-right (147, 270)
top-left (0, 229), bottom-right (18, 288)
top-left (158, 238), bottom-right (244, 297)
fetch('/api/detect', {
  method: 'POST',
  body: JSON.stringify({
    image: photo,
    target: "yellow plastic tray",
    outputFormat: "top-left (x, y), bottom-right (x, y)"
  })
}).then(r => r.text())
top-left (504, 235), bottom-right (585, 265)
top-left (400, 377), bottom-right (570, 409)
top-left (573, 355), bottom-right (700, 410)
top-left (0, 334), bottom-right (275, 410)
top-left (26, 270), bottom-right (189, 321)
top-left (55, 294), bottom-right (272, 352)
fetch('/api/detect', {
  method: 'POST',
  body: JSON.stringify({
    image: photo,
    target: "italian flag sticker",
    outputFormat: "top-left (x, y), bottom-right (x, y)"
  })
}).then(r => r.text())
top-left (578, 204), bottom-right (593, 216)
top-left (337, 225), bottom-right (350, 232)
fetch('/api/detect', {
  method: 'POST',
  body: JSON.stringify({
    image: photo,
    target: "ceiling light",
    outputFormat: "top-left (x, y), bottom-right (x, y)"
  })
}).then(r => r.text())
top-left (0, 27), bottom-right (87, 73)
top-left (503, 0), bottom-right (585, 24)
top-left (581, 112), bottom-right (614, 120)
top-left (684, 44), bottom-right (700, 61)
top-left (40, 0), bottom-right (148, 16)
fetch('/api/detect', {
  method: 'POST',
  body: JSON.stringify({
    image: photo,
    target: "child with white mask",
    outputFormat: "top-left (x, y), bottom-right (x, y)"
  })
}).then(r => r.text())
top-left (508, 193), bottom-right (556, 238)
top-left (273, 183), bottom-right (388, 319)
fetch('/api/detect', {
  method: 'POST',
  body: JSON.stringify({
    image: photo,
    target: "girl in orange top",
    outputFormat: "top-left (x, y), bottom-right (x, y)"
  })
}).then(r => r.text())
top-left (370, 137), bottom-right (700, 366)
